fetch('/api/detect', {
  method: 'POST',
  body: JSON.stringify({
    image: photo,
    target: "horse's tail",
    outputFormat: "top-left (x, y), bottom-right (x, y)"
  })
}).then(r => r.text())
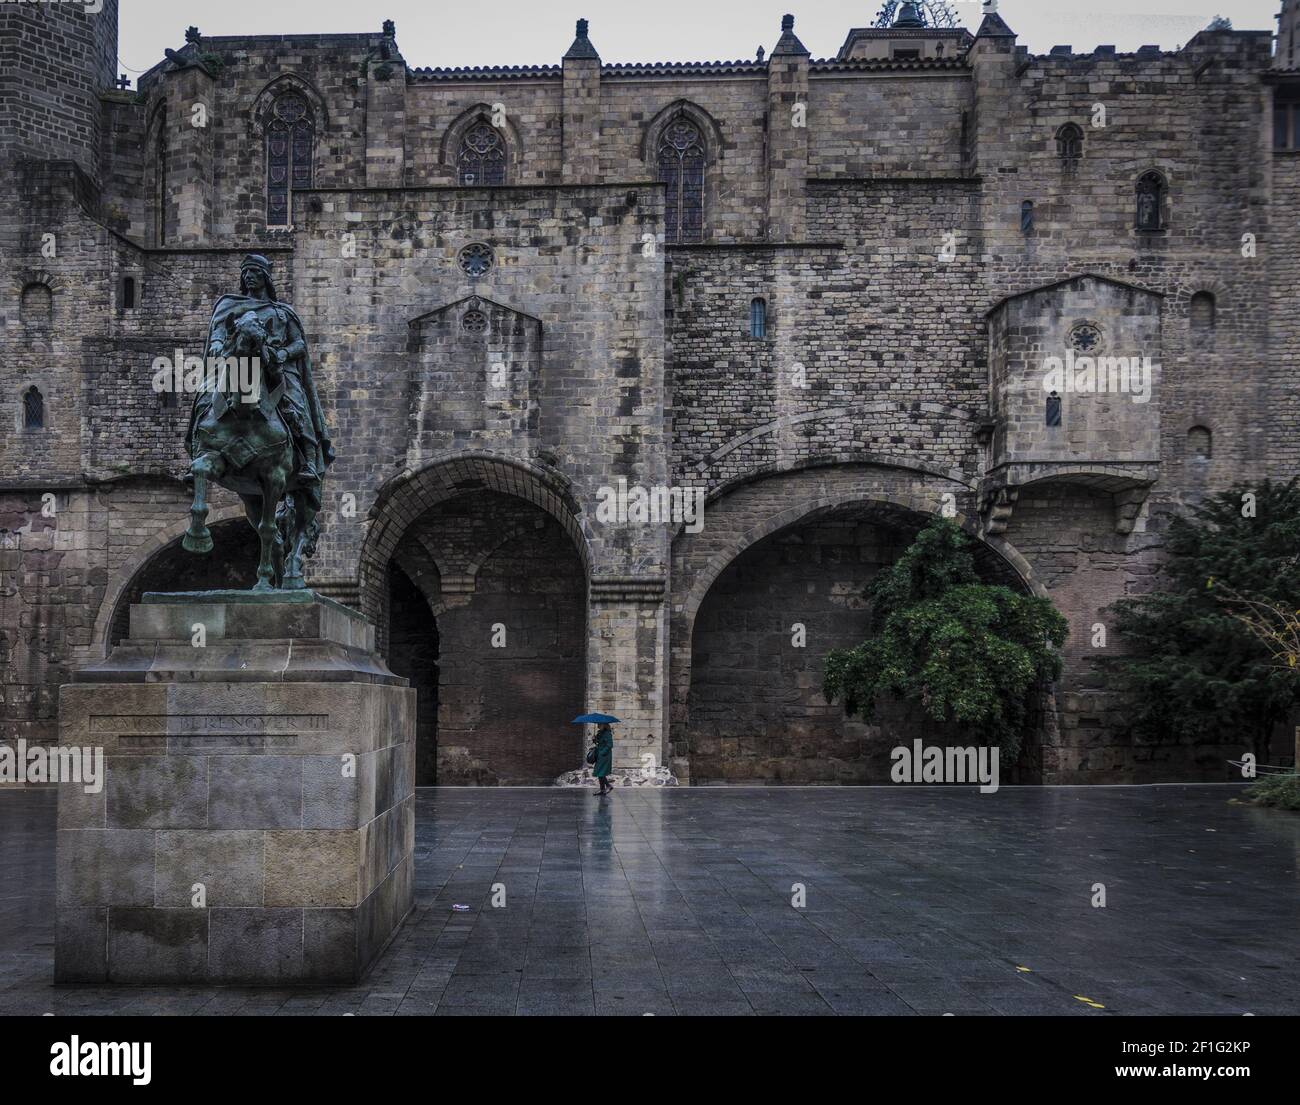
top-left (275, 492), bottom-right (296, 548)
top-left (277, 491), bottom-right (322, 561)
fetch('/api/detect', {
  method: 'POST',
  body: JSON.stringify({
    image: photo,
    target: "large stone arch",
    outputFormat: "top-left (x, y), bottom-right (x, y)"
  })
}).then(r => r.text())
top-left (668, 463), bottom-right (1047, 782)
top-left (358, 451), bottom-right (593, 652)
top-left (361, 454), bottom-right (592, 785)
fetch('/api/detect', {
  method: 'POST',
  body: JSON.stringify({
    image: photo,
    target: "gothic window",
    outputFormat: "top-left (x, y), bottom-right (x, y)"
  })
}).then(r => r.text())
top-left (20, 283), bottom-right (52, 327)
top-left (1021, 200), bottom-right (1035, 235)
top-left (458, 243), bottom-right (495, 278)
top-left (122, 276), bottom-right (137, 311)
top-left (1046, 391), bottom-right (1062, 428)
top-left (1056, 123), bottom-right (1083, 161)
top-left (750, 297), bottom-right (767, 339)
top-left (1188, 425), bottom-right (1212, 459)
top-left (457, 120), bottom-right (506, 186)
top-left (1069, 321), bottom-right (1104, 354)
top-left (23, 387), bottom-right (44, 430)
top-left (1136, 171), bottom-right (1167, 231)
top-left (1275, 99), bottom-right (1300, 151)
top-left (1190, 291), bottom-right (1216, 343)
top-left (657, 117), bottom-right (706, 245)
top-left (267, 92), bottom-right (314, 227)
top-left (154, 115), bottom-right (167, 246)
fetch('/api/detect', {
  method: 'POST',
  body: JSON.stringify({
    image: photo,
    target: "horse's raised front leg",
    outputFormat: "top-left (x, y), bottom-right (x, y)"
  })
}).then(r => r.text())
top-left (183, 451), bottom-right (223, 554)
top-left (253, 475), bottom-right (285, 592)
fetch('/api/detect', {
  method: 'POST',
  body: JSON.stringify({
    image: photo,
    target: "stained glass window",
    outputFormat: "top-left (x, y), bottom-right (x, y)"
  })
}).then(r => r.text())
top-left (23, 387), bottom-right (44, 430)
top-left (458, 122), bottom-right (506, 186)
top-left (658, 118), bottom-right (705, 245)
top-left (267, 93), bottom-right (313, 226)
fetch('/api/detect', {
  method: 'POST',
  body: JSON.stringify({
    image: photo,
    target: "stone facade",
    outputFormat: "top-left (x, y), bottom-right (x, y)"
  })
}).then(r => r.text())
top-left (3, 7), bottom-right (1298, 785)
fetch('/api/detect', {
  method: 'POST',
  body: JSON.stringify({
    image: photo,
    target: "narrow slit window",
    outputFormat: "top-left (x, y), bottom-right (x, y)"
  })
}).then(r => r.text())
top-left (750, 297), bottom-right (767, 339)
top-left (23, 387), bottom-right (44, 430)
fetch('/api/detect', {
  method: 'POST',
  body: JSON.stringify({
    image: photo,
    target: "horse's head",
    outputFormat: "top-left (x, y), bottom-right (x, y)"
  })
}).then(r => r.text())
top-left (232, 311), bottom-right (268, 358)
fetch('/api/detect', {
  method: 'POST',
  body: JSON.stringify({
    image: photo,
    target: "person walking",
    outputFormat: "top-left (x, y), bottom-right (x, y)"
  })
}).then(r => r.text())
top-left (592, 722), bottom-right (615, 797)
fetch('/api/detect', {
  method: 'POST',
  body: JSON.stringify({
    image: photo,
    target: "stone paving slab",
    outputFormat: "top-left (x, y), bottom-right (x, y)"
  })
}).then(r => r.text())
top-left (1, 784), bottom-right (1297, 1016)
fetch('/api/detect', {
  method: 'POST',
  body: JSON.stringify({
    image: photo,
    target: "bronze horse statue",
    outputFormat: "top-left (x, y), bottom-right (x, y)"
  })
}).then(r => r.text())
top-left (182, 311), bottom-right (320, 590)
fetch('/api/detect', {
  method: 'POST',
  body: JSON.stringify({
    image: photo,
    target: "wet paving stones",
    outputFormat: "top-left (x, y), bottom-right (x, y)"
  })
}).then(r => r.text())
top-left (2, 784), bottom-right (1297, 1016)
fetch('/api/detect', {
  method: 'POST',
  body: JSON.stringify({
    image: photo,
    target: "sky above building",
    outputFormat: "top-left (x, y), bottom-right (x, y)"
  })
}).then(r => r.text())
top-left (116, 1), bottom-right (1281, 78)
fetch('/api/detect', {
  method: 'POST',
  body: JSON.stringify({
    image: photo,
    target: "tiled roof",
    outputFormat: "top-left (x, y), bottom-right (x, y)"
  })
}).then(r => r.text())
top-left (810, 56), bottom-right (969, 72)
top-left (410, 64), bottom-right (561, 81)
top-left (601, 60), bottom-right (767, 76)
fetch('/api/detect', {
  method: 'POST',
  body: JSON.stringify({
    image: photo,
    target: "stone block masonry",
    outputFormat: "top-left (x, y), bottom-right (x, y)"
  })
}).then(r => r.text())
top-left (55, 592), bottom-right (414, 983)
top-left (3, 7), bottom-right (1298, 785)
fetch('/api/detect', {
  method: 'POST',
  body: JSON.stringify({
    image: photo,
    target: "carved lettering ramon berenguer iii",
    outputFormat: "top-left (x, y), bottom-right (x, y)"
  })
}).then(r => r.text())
top-left (182, 253), bottom-right (336, 590)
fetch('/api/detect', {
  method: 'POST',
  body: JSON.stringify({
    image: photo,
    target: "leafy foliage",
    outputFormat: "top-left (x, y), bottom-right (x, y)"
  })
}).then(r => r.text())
top-left (1244, 773), bottom-right (1300, 811)
top-left (1106, 481), bottom-right (1300, 756)
top-left (822, 517), bottom-right (1067, 761)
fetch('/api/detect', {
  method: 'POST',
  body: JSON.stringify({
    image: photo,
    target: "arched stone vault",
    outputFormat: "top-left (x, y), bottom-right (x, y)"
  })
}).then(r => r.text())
top-left (667, 464), bottom-right (1048, 779)
top-left (358, 451), bottom-right (593, 651)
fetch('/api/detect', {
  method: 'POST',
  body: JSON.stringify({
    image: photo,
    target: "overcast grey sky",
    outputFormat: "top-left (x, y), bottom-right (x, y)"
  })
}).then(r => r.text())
top-left (117, 1), bottom-right (1281, 77)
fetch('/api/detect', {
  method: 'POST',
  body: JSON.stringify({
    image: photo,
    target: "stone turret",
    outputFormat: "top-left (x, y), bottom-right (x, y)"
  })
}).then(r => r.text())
top-left (766, 15), bottom-right (809, 239)
top-left (0, 0), bottom-right (121, 186)
top-left (562, 18), bottom-right (602, 183)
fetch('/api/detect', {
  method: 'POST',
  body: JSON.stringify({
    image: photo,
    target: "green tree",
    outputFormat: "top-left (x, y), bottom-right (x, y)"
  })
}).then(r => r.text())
top-left (822, 517), bottom-right (1067, 761)
top-left (1106, 480), bottom-right (1300, 759)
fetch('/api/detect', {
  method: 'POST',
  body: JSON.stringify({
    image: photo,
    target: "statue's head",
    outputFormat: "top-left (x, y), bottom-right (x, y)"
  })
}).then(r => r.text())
top-left (240, 254), bottom-right (276, 300)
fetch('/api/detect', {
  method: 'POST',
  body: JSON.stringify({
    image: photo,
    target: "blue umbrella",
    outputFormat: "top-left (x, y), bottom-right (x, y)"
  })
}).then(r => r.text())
top-left (572, 713), bottom-right (620, 724)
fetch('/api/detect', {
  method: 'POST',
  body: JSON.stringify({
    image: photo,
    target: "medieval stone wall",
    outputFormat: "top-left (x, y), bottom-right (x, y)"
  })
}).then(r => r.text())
top-left (2, 8), bottom-right (1296, 782)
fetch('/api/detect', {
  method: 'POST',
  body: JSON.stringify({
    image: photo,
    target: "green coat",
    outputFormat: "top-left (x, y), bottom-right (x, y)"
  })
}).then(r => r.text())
top-left (592, 728), bottom-right (613, 778)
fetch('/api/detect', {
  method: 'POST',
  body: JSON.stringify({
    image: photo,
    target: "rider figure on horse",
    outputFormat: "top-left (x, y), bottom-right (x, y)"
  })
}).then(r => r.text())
top-left (188, 253), bottom-right (335, 500)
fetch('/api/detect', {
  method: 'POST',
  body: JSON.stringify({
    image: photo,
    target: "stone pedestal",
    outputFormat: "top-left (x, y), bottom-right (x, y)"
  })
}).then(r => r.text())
top-left (55, 591), bottom-right (415, 985)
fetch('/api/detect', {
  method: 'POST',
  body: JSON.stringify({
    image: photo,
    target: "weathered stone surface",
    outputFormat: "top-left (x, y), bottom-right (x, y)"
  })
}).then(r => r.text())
top-left (54, 595), bottom-right (413, 983)
top-left (265, 830), bottom-right (361, 907)
top-left (154, 829), bottom-right (265, 906)
top-left (3, 7), bottom-right (1295, 788)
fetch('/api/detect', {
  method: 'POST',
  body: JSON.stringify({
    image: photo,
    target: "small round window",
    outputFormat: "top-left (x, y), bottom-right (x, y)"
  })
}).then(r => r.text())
top-left (458, 243), bottom-right (494, 278)
top-left (462, 309), bottom-right (488, 334)
top-left (1068, 321), bottom-right (1104, 354)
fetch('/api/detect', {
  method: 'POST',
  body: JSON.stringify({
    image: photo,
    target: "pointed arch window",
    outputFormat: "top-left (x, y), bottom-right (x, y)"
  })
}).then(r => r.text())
top-left (1046, 391), bottom-right (1062, 428)
top-left (657, 116), bottom-right (706, 244)
top-left (457, 120), bottom-right (506, 186)
top-left (1056, 123), bottom-right (1083, 161)
top-left (1136, 171), bottom-right (1167, 232)
top-left (23, 387), bottom-right (44, 430)
top-left (154, 111), bottom-right (168, 246)
top-left (267, 92), bottom-right (314, 227)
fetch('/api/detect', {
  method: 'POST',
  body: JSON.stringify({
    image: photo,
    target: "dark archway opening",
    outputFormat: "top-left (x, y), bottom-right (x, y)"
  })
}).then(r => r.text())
top-left (384, 491), bottom-right (587, 785)
top-left (686, 504), bottom-right (1028, 784)
top-left (110, 519), bottom-right (261, 646)
top-left (387, 562), bottom-right (440, 785)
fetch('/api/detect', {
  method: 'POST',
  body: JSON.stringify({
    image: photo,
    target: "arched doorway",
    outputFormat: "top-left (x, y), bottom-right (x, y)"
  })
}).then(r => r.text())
top-left (359, 455), bottom-right (594, 786)
top-left (671, 470), bottom-right (1041, 785)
